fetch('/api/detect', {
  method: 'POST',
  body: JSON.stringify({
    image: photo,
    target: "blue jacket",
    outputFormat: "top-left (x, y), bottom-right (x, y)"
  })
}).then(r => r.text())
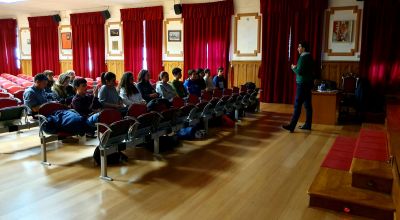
top-left (213, 76), bottom-right (226, 89)
top-left (183, 79), bottom-right (201, 97)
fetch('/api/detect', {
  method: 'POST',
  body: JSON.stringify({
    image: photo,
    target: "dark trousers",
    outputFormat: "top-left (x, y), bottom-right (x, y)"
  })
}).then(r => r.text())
top-left (289, 82), bottom-right (313, 129)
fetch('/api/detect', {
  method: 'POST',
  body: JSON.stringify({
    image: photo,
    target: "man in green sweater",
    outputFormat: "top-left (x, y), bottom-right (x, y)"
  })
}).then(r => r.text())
top-left (283, 41), bottom-right (314, 132)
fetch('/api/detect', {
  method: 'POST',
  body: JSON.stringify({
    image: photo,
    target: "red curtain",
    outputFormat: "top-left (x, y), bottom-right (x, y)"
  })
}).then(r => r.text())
top-left (182, 0), bottom-right (233, 79)
top-left (144, 7), bottom-right (163, 80)
top-left (359, 0), bottom-right (400, 92)
top-left (121, 6), bottom-right (163, 79)
top-left (0, 19), bottom-right (19, 75)
top-left (121, 8), bottom-right (144, 76)
top-left (70, 12), bottom-right (106, 79)
top-left (28, 16), bottom-right (60, 76)
top-left (259, 0), bottom-right (327, 103)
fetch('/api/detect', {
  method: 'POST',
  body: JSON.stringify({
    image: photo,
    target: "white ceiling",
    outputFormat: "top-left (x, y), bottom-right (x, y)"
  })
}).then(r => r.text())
top-left (0, 0), bottom-right (175, 18)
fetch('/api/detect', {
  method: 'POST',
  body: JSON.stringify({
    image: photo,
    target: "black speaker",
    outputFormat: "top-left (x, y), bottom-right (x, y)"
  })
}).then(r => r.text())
top-left (52, 14), bottom-right (61, 23)
top-left (101, 10), bottom-right (111, 20)
top-left (174, 4), bottom-right (182, 15)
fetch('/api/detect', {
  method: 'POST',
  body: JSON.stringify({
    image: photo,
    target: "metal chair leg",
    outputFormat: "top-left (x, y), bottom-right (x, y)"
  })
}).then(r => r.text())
top-left (99, 148), bottom-right (112, 181)
top-left (41, 137), bottom-right (51, 166)
top-left (153, 137), bottom-right (160, 155)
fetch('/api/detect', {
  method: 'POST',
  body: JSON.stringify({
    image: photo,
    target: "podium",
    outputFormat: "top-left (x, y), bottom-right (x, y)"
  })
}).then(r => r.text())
top-left (299, 91), bottom-right (339, 125)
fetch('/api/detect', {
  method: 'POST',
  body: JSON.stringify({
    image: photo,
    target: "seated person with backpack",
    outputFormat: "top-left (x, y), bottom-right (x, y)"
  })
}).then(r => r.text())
top-left (184, 69), bottom-right (201, 97)
top-left (23, 73), bottom-right (55, 114)
top-left (212, 67), bottom-right (227, 90)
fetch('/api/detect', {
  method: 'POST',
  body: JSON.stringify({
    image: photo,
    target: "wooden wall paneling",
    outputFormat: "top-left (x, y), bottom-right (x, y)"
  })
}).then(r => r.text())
top-left (231, 61), bottom-right (261, 88)
top-left (321, 61), bottom-right (359, 88)
top-left (20, 60), bottom-right (32, 76)
top-left (106, 60), bottom-right (125, 81)
top-left (163, 61), bottom-right (184, 81)
top-left (60, 60), bottom-right (73, 74)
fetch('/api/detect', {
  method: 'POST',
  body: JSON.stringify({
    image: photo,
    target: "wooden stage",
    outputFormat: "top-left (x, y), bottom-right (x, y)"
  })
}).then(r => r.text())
top-left (0, 103), bottom-right (372, 220)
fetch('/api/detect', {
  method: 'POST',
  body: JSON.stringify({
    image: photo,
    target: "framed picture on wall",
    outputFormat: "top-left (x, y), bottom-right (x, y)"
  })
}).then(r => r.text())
top-left (106, 22), bottom-right (123, 57)
top-left (168, 30), bottom-right (181, 42)
top-left (324, 6), bottom-right (362, 56)
top-left (164, 18), bottom-right (183, 57)
top-left (61, 32), bottom-right (72, 49)
top-left (59, 25), bottom-right (73, 56)
top-left (234, 13), bottom-right (261, 57)
top-left (19, 28), bottom-right (31, 56)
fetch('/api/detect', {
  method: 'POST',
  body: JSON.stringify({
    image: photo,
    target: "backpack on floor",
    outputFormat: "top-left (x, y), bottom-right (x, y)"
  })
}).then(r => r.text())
top-left (93, 146), bottom-right (128, 166)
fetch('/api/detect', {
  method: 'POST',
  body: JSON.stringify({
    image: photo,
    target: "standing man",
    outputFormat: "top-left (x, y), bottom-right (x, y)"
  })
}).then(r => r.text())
top-left (282, 41), bottom-right (314, 132)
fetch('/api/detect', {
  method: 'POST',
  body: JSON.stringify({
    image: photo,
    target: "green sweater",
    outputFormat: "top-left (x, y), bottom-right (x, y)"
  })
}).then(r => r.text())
top-left (292, 53), bottom-right (314, 83)
top-left (171, 79), bottom-right (188, 98)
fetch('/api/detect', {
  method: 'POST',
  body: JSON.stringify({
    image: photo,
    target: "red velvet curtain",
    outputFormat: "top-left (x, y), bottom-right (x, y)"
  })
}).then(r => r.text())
top-left (28, 16), bottom-right (60, 76)
top-left (121, 8), bottom-right (144, 76)
top-left (0, 19), bottom-right (19, 75)
top-left (182, 0), bottom-right (233, 79)
top-left (359, 0), bottom-right (400, 92)
top-left (144, 6), bottom-right (163, 80)
top-left (71, 12), bottom-right (106, 79)
top-left (259, 0), bottom-right (327, 103)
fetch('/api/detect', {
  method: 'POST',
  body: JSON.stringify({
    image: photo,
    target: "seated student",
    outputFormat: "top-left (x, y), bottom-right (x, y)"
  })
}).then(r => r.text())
top-left (43, 70), bottom-right (55, 93)
top-left (195, 68), bottom-right (207, 91)
top-left (118, 71), bottom-right (145, 106)
top-left (65, 70), bottom-right (76, 95)
top-left (171, 67), bottom-right (188, 98)
top-left (98, 72), bottom-right (125, 110)
top-left (52, 73), bottom-right (74, 104)
top-left (156, 71), bottom-right (177, 102)
top-left (71, 78), bottom-right (102, 117)
top-left (71, 78), bottom-right (102, 131)
top-left (136, 69), bottom-right (159, 103)
top-left (184, 69), bottom-right (201, 97)
top-left (213, 67), bottom-right (227, 90)
top-left (23, 73), bottom-right (55, 114)
top-left (204, 68), bottom-right (214, 91)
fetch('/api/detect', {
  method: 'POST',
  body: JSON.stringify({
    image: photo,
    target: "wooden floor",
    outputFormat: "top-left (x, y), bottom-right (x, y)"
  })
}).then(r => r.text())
top-left (0, 103), bottom-right (371, 220)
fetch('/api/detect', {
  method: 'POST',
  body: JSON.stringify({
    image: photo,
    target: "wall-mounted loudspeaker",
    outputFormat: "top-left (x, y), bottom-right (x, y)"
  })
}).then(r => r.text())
top-left (101, 10), bottom-right (111, 20)
top-left (53, 14), bottom-right (61, 23)
top-left (174, 4), bottom-right (182, 15)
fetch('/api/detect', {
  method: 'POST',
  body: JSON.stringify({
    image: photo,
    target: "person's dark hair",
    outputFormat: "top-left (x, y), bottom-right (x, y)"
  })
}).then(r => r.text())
top-left (119, 71), bottom-right (139, 96)
top-left (172, 67), bottom-right (182, 76)
top-left (159, 71), bottom-right (169, 81)
top-left (73, 78), bottom-right (87, 89)
top-left (137, 69), bottom-right (149, 83)
top-left (43, 70), bottom-right (54, 77)
top-left (204, 68), bottom-right (211, 74)
top-left (217, 67), bottom-right (224, 72)
top-left (34, 73), bottom-right (48, 82)
top-left (188, 69), bottom-right (195, 76)
top-left (101, 72), bottom-right (116, 85)
top-left (299, 41), bottom-right (310, 52)
top-left (197, 68), bottom-right (204, 75)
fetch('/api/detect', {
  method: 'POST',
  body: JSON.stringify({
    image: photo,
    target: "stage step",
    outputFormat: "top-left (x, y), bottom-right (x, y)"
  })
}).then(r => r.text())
top-left (308, 168), bottom-right (395, 220)
top-left (351, 158), bottom-right (393, 194)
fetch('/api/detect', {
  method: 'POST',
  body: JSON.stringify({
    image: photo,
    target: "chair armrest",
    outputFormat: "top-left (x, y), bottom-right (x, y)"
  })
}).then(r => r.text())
top-left (95, 122), bottom-right (112, 148)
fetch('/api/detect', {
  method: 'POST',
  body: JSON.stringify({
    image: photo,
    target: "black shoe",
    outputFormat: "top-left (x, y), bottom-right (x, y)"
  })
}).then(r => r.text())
top-left (282, 124), bottom-right (294, 133)
top-left (298, 125), bottom-right (311, 130)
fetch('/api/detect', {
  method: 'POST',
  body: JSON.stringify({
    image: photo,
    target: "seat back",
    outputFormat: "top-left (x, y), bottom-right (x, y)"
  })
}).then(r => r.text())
top-left (0, 92), bottom-right (10, 98)
top-left (137, 112), bottom-right (161, 133)
top-left (108, 119), bottom-right (135, 139)
top-left (342, 73), bottom-right (358, 93)
top-left (0, 98), bottom-right (19, 109)
top-left (223, 89), bottom-right (233, 97)
top-left (8, 86), bottom-right (24, 94)
top-left (213, 89), bottom-right (223, 98)
top-left (172, 97), bottom-right (185, 108)
top-left (38, 102), bottom-right (69, 117)
top-left (13, 90), bottom-right (24, 101)
top-left (187, 94), bottom-right (199, 105)
top-left (201, 91), bottom-right (213, 102)
top-left (147, 98), bottom-right (170, 112)
top-left (127, 103), bottom-right (148, 118)
top-left (98, 109), bottom-right (122, 125)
